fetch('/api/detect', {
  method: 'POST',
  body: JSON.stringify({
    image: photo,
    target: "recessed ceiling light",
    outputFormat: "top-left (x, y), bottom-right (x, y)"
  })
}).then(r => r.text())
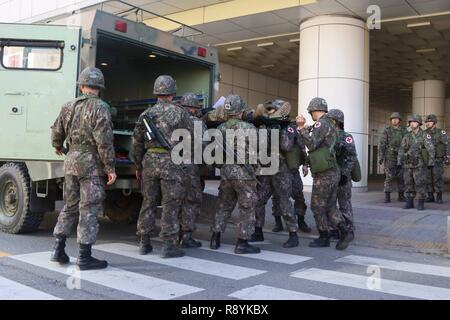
top-left (149, 54), bottom-right (157, 58)
top-left (262, 64), bottom-right (274, 68)
top-left (416, 48), bottom-right (436, 53)
top-left (257, 42), bottom-right (274, 47)
top-left (227, 46), bottom-right (243, 51)
top-left (289, 38), bottom-right (300, 43)
top-left (101, 63), bottom-right (108, 66)
top-left (407, 21), bottom-right (431, 28)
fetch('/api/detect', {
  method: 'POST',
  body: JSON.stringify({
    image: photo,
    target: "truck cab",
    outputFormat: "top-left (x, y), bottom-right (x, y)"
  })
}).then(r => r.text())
top-left (0, 9), bottom-right (219, 233)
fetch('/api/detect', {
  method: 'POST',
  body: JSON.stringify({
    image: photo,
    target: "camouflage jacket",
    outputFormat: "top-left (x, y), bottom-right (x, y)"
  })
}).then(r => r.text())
top-left (425, 127), bottom-right (449, 161)
top-left (186, 113), bottom-right (208, 165)
top-left (132, 98), bottom-right (193, 171)
top-left (298, 113), bottom-right (337, 153)
top-left (51, 93), bottom-right (115, 176)
top-left (335, 129), bottom-right (358, 178)
top-left (398, 128), bottom-right (435, 168)
top-left (378, 126), bottom-right (407, 162)
top-left (217, 118), bottom-right (258, 180)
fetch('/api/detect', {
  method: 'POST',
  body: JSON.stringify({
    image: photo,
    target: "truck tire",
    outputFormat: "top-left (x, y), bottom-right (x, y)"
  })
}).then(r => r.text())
top-left (0, 163), bottom-right (44, 234)
top-left (104, 191), bottom-right (141, 224)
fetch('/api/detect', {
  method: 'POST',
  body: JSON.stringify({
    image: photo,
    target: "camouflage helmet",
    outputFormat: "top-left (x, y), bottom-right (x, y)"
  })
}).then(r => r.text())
top-left (180, 92), bottom-right (200, 108)
top-left (408, 114), bottom-right (422, 125)
top-left (223, 94), bottom-right (246, 115)
top-left (328, 109), bottom-right (345, 124)
top-left (425, 114), bottom-right (438, 123)
top-left (77, 67), bottom-right (105, 89)
top-left (153, 75), bottom-right (177, 96)
top-left (390, 112), bottom-right (402, 120)
top-left (307, 97), bottom-right (328, 113)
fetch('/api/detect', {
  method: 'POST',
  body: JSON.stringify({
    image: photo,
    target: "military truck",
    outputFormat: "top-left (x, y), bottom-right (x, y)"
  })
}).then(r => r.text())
top-left (0, 9), bottom-right (219, 233)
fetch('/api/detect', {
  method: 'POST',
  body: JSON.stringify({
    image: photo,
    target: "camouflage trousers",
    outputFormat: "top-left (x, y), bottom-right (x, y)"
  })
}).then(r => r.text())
top-left (426, 161), bottom-right (445, 193)
top-left (272, 168), bottom-right (307, 218)
top-left (54, 175), bottom-right (106, 245)
top-left (337, 178), bottom-right (354, 230)
top-left (311, 168), bottom-right (344, 232)
top-left (212, 179), bottom-right (257, 240)
top-left (180, 165), bottom-right (203, 233)
top-left (384, 160), bottom-right (405, 193)
top-left (404, 166), bottom-right (427, 199)
top-left (136, 152), bottom-right (187, 241)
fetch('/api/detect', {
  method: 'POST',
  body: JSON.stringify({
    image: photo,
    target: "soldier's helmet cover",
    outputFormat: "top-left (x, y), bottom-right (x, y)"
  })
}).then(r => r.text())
top-left (328, 109), bottom-right (345, 124)
top-left (390, 112), bottom-right (402, 120)
top-left (307, 97), bottom-right (328, 113)
top-left (408, 114), bottom-right (423, 125)
top-left (180, 92), bottom-right (200, 108)
top-left (77, 67), bottom-right (105, 89)
top-left (224, 94), bottom-right (246, 115)
top-left (425, 114), bottom-right (438, 123)
top-left (153, 75), bottom-right (177, 95)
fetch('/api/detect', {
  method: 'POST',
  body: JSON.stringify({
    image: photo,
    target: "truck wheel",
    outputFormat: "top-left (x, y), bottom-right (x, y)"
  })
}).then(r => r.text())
top-left (0, 163), bottom-right (44, 234)
top-left (104, 191), bottom-right (141, 224)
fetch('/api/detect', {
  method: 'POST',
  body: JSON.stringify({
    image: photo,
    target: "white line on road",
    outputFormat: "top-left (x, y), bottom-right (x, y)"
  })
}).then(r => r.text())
top-left (0, 276), bottom-right (61, 300)
top-left (94, 243), bottom-right (266, 280)
top-left (229, 285), bottom-right (334, 300)
top-left (336, 255), bottom-right (450, 278)
top-left (11, 252), bottom-right (203, 300)
top-left (290, 268), bottom-right (450, 300)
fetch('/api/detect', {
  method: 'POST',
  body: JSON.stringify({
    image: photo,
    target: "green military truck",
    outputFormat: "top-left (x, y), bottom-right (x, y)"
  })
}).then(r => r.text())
top-left (0, 9), bottom-right (219, 233)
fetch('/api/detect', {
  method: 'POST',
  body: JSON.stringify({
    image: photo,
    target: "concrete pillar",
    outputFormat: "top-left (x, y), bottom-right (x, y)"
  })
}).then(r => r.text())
top-left (412, 80), bottom-right (446, 124)
top-left (298, 16), bottom-right (369, 192)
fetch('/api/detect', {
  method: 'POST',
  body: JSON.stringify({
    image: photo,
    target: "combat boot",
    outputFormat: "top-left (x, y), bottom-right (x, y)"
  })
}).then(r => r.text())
top-left (283, 232), bottom-right (299, 248)
top-left (436, 192), bottom-right (443, 204)
top-left (404, 197), bottom-right (414, 209)
top-left (180, 232), bottom-right (202, 248)
top-left (417, 199), bottom-right (425, 211)
top-left (384, 192), bottom-right (391, 203)
top-left (398, 192), bottom-right (406, 202)
top-left (425, 193), bottom-right (435, 203)
top-left (336, 223), bottom-right (352, 251)
top-left (297, 215), bottom-right (312, 233)
top-left (50, 236), bottom-right (70, 265)
top-left (77, 244), bottom-right (108, 271)
top-left (160, 241), bottom-right (185, 258)
top-left (250, 227), bottom-right (264, 242)
top-left (210, 232), bottom-right (221, 249)
top-left (272, 216), bottom-right (284, 232)
top-left (308, 231), bottom-right (330, 248)
top-left (234, 239), bottom-right (261, 254)
top-left (138, 235), bottom-right (153, 255)
top-left (329, 229), bottom-right (340, 241)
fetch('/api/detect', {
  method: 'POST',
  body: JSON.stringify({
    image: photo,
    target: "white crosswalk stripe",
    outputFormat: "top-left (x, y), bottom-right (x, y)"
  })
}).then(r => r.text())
top-left (336, 255), bottom-right (450, 278)
top-left (290, 268), bottom-right (450, 300)
top-left (228, 285), bottom-right (334, 300)
top-left (11, 252), bottom-right (203, 300)
top-left (94, 243), bottom-right (266, 280)
top-left (0, 276), bottom-right (61, 300)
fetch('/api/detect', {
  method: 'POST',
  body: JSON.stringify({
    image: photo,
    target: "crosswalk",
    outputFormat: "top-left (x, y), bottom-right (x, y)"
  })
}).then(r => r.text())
top-left (2, 241), bottom-right (450, 300)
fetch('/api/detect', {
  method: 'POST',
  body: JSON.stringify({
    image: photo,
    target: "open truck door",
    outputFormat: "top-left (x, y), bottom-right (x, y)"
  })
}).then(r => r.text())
top-left (0, 23), bottom-right (81, 233)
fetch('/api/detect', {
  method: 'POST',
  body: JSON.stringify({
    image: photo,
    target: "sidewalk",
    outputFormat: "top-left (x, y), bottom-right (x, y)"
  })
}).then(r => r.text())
top-left (201, 178), bottom-right (450, 257)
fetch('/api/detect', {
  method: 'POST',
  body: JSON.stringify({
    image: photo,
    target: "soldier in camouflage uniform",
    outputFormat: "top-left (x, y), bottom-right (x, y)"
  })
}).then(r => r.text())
top-left (424, 114), bottom-right (450, 204)
top-left (50, 67), bottom-right (116, 270)
top-left (251, 99), bottom-right (300, 248)
top-left (177, 92), bottom-right (207, 248)
top-left (210, 94), bottom-right (261, 254)
top-left (133, 75), bottom-right (193, 258)
top-left (296, 98), bottom-right (352, 250)
top-left (328, 109), bottom-right (357, 239)
top-left (378, 112), bottom-right (407, 203)
top-left (397, 114), bottom-right (435, 211)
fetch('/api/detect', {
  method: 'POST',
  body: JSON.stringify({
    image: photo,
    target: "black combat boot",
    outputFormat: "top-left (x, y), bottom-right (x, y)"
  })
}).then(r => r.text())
top-left (398, 192), bottom-right (406, 202)
top-left (308, 231), bottom-right (330, 248)
top-left (250, 227), bottom-right (264, 242)
top-left (138, 235), bottom-right (153, 255)
top-left (384, 192), bottom-right (391, 203)
top-left (210, 232), bottom-right (221, 249)
top-left (160, 241), bottom-right (185, 258)
top-left (272, 216), bottom-right (284, 232)
top-left (77, 244), bottom-right (108, 271)
top-left (404, 197), bottom-right (414, 209)
top-left (425, 193), bottom-right (435, 203)
top-left (297, 215), bottom-right (312, 233)
top-left (283, 232), bottom-right (299, 248)
top-left (180, 232), bottom-right (202, 248)
top-left (329, 229), bottom-right (340, 241)
top-left (436, 192), bottom-right (443, 204)
top-left (234, 239), bottom-right (261, 254)
top-left (50, 236), bottom-right (70, 265)
top-left (336, 223), bottom-right (352, 251)
top-left (417, 199), bottom-right (425, 211)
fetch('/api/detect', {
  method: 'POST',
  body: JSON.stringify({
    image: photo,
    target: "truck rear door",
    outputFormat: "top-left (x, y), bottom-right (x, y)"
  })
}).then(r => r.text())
top-left (0, 23), bottom-right (80, 161)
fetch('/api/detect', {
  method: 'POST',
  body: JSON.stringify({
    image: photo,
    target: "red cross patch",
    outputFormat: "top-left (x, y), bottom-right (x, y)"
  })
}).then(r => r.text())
top-left (345, 137), bottom-right (353, 144)
top-left (287, 127), bottom-right (295, 133)
top-left (314, 122), bottom-right (321, 128)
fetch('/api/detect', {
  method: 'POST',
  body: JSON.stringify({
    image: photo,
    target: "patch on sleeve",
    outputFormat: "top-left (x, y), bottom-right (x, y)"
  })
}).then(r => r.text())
top-left (287, 127), bottom-right (295, 133)
top-left (314, 122), bottom-right (321, 129)
top-left (442, 130), bottom-right (446, 135)
top-left (345, 136), bottom-right (353, 144)
top-left (426, 134), bottom-right (432, 139)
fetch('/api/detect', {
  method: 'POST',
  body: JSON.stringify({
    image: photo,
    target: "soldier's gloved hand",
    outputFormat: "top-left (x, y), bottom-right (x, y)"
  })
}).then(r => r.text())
top-left (339, 175), bottom-right (348, 186)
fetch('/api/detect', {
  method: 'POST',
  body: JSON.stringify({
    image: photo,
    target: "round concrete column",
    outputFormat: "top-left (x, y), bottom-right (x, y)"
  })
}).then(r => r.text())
top-left (412, 80), bottom-right (446, 125)
top-left (298, 16), bottom-right (369, 192)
